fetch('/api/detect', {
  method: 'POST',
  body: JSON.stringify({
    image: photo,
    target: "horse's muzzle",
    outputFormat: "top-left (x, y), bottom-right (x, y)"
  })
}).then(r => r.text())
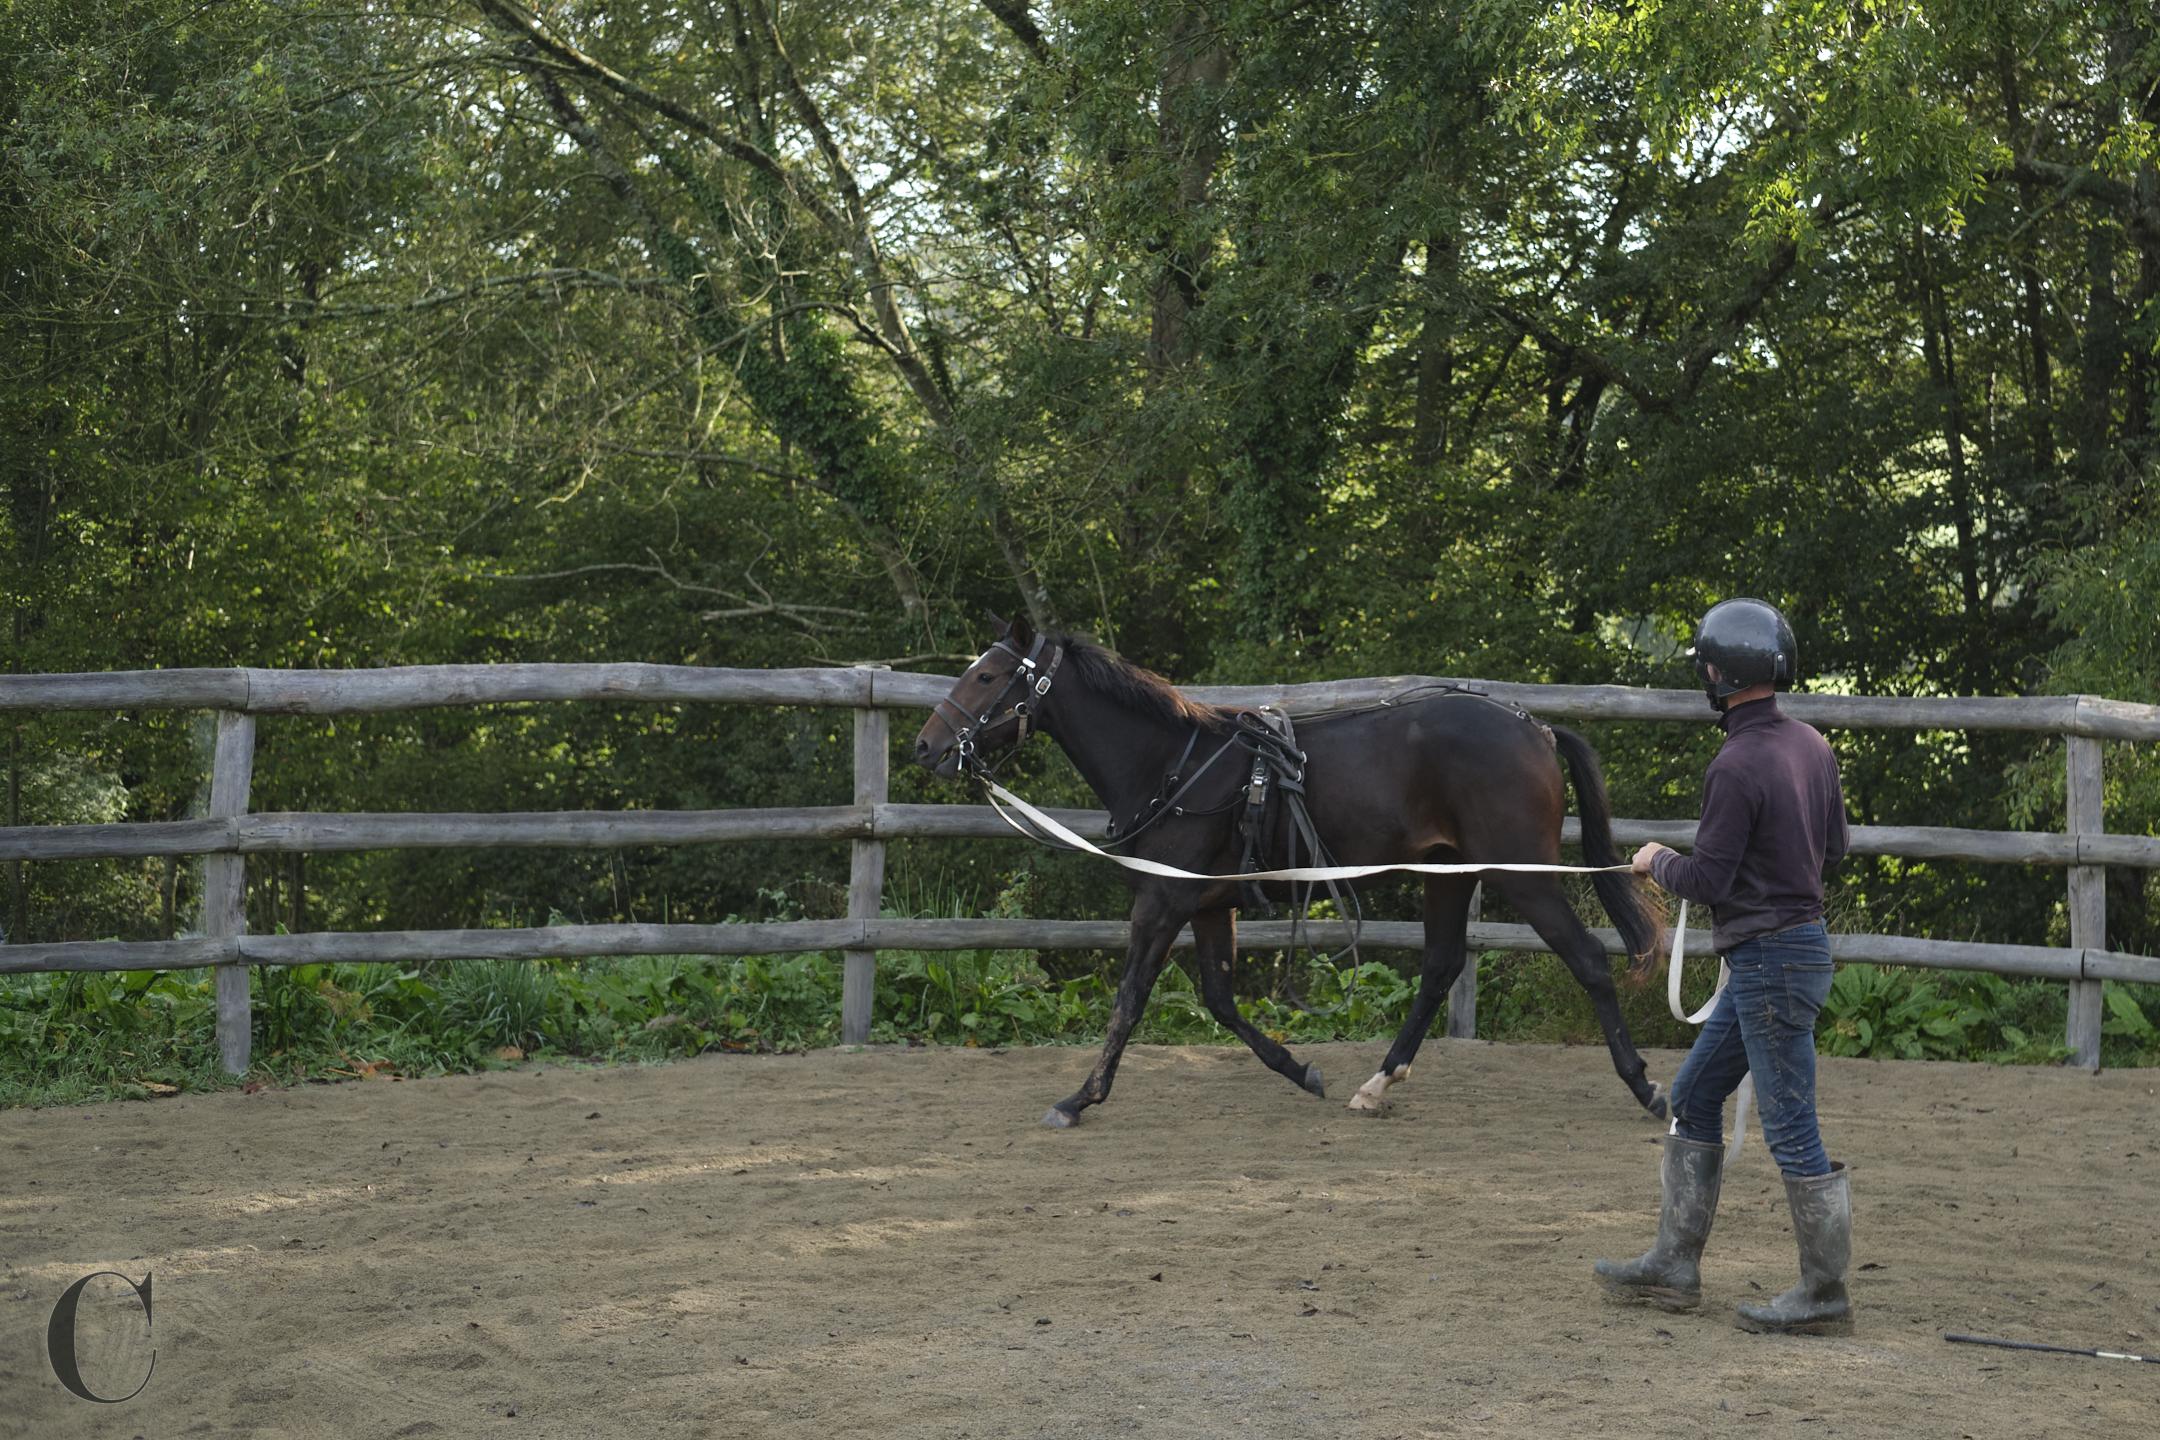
top-left (914, 737), bottom-right (964, 781)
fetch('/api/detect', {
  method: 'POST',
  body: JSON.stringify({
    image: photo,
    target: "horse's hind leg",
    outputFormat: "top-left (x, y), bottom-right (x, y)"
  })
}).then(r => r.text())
top-left (1190, 908), bottom-right (1326, 1098)
top-left (1496, 873), bottom-right (1665, 1119)
top-left (1349, 873), bottom-right (1474, 1112)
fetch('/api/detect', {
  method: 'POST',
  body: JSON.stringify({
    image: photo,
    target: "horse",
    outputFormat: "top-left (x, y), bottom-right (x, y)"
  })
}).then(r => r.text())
top-left (911, 616), bottom-right (1668, 1128)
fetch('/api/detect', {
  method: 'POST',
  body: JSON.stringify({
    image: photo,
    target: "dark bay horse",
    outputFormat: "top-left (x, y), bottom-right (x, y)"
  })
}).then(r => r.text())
top-left (912, 617), bottom-right (1668, 1128)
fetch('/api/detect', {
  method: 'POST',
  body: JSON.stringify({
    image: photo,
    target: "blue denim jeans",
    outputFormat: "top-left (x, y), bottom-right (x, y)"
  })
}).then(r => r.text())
top-left (1670, 920), bottom-right (1835, 1177)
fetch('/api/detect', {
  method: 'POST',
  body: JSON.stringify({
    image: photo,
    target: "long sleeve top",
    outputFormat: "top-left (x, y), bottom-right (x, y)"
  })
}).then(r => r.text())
top-left (1650, 696), bottom-right (1849, 951)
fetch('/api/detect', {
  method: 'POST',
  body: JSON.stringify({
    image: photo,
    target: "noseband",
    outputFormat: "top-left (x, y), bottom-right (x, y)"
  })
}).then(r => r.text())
top-left (932, 634), bottom-right (1064, 775)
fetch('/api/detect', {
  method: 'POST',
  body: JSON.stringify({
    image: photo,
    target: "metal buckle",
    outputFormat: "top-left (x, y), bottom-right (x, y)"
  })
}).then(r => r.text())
top-left (1033, 675), bottom-right (1052, 696)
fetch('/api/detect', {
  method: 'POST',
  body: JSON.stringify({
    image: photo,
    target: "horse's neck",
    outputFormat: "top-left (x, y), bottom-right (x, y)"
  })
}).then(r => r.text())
top-left (1041, 681), bottom-right (1191, 815)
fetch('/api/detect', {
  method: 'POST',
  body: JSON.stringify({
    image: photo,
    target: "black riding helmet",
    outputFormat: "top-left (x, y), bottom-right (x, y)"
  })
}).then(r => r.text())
top-left (1688, 598), bottom-right (1797, 713)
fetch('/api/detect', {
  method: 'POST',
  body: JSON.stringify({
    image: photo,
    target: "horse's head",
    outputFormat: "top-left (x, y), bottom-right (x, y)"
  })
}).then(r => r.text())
top-left (912, 614), bottom-right (1064, 781)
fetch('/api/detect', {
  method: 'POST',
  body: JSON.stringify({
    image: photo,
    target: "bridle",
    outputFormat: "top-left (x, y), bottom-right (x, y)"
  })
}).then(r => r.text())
top-left (931, 633), bottom-right (1065, 777)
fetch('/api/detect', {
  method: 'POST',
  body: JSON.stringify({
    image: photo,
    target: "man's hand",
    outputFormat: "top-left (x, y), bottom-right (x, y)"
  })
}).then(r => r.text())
top-left (1631, 841), bottom-right (1672, 877)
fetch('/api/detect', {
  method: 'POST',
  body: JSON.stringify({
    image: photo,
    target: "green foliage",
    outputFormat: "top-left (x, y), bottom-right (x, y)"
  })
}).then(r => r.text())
top-left (1818, 964), bottom-right (2074, 1064)
top-left (2101, 982), bottom-right (2160, 1066)
top-left (11, 944), bottom-right (2143, 1108)
top-left (4, 0), bottom-right (2158, 1043)
top-left (0, 969), bottom-right (224, 1106)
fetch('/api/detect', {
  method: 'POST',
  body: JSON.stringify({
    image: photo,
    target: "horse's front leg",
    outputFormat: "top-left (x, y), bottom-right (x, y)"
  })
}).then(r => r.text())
top-left (1191, 908), bottom-right (1327, 1097)
top-left (1043, 890), bottom-right (1185, 1129)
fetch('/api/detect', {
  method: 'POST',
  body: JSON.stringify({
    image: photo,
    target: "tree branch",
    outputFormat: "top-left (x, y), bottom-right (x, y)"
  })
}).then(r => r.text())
top-left (593, 442), bottom-right (812, 485)
top-left (1476, 296), bottom-right (1673, 413)
top-left (980, 0), bottom-right (1050, 64)
top-left (2006, 155), bottom-right (2160, 249)
top-left (217, 268), bottom-right (672, 319)
top-left (492, 548), bottom-right (867, 634)
top-left (752, 0), bottom-right (954, 426)
top-left (474, 0), bottom-right (849, 238)
top-left (1482, 190), bottom-right (1855, 415)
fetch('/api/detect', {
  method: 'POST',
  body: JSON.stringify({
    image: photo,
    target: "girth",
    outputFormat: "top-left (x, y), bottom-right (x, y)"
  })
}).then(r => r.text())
top-left (1231, 708), bottom-right (1364, 998)
top-left (1234, 708), bottom-right (1301, 911)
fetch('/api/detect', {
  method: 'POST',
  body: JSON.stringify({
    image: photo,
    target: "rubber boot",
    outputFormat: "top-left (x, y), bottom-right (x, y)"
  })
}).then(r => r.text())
top-left (1736, 1162), bottom-right (1852, 1336)
top-left (1594, 1135), bottom-right (1724, 1311)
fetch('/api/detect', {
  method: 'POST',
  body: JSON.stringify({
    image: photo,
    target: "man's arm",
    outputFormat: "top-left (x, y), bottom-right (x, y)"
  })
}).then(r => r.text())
top-left (1650, 764), bottom-right (1758, 904)
top-left (1823, 768), bottom-right (1849, 879)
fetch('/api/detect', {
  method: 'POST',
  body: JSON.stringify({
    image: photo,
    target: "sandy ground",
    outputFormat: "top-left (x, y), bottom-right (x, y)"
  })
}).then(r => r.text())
top-left (3, 1039), bottom-right (2156, 1440)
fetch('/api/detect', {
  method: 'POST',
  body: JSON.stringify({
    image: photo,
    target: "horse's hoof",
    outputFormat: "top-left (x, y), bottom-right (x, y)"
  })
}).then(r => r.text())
top-left (1042, 1106), bottom-right (1079, 1129)
top-left (1643, 1082), bottom-right (1669, 1122)
top-left (1346, 1067), bottom-right (1399, 1113)
top-left (1301, 1064), bottom-right (1326, 1098)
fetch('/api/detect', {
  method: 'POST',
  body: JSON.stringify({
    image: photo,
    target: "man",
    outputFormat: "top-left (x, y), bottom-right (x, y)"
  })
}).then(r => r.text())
top-left (1593, 597), bottom-right (1854, 1335)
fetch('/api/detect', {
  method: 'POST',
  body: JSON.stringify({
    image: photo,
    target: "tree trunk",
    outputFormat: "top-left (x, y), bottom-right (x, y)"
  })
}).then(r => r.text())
top-left (1415, 229), bottom-right (1456, 467)
top-left (1914, 233), bottom-right (1988, 692)
top-left (1145, 7), bottom-right (1229, 376)
top-left (1997, 48), bottom-right (2056, 478)
top-left (2072, 220), bottom-right (2125, 502)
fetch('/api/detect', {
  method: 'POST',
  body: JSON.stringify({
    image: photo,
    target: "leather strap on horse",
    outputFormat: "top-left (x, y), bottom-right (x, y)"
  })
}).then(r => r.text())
top-left (1228, 708), bottom-right (1370, 1012)
top-left (936, 634), bottom-right (1065, 778)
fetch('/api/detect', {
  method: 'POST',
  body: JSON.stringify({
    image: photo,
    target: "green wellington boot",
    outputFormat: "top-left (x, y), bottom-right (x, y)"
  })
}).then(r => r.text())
top-left (1594, 1135), bottom-right (1725, 1311)
top-left (1736, 1162), bottom-right (1853, 1336)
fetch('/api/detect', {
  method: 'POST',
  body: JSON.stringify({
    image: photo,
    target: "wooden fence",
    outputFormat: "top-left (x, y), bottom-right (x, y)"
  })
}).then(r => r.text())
top-left (3, 664), bottom-right (2157, 1075)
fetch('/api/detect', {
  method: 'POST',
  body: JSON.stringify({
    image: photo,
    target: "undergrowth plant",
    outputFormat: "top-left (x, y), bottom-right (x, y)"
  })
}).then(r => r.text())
top-left (6, 914), bottom-right (2157, 1105)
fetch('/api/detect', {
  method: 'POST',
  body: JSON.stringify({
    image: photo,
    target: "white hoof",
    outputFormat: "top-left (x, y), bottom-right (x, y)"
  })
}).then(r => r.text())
top-left (1346, 1065), bottom-right (1409, 1112)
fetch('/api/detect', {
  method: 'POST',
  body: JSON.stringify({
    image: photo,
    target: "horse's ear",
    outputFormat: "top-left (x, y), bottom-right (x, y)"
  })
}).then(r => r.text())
top-left (983, 609), bottom-right (1010, 639)
top-left (1005, 611), bottom-right (1034, 647)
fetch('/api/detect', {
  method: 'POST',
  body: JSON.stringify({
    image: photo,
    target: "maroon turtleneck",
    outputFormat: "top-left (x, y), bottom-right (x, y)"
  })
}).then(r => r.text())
top-left (1651, 695), bottom-right (1849, 951)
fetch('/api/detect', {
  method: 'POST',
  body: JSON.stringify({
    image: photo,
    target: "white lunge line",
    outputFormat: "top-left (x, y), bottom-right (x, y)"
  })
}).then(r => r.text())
top-left (980, 775), bottom-right (1640, 1116)
top-left (980, 778), bottom-right (1634, 884)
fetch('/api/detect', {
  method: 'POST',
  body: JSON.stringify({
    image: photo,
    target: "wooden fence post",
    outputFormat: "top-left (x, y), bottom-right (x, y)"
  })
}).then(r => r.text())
top-left (841, 666), bottom-right (890, 1045)
top-left (2065, 733), bottom-right (2105, 1069)
top-left (207, 711), bottom-right (256, 1075)
top-left (1446, 882), bottom-right (1480, 1038)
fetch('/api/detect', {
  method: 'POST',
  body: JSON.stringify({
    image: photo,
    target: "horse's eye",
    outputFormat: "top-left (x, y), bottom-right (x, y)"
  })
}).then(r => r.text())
top-left (976, 673), bottom-right (995, 684)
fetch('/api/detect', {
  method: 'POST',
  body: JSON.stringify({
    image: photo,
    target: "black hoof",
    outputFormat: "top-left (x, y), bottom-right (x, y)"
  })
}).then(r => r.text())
top-left (1643, 1082), bottom-right (1669, 1122)
top-left (1301, 1064), bottom-right (1326, 1098)
top-left (1042, 1105), bottom-right (1079, 1129)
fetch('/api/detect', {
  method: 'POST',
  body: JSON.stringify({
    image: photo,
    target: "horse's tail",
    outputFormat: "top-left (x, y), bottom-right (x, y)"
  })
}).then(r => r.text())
top-left (1551, 723), bottom-right (1662, 978)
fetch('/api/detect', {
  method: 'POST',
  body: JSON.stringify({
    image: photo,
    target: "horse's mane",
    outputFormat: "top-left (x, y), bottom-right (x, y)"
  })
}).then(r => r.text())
top-left (1053, 634), bottom-right (1233, 734)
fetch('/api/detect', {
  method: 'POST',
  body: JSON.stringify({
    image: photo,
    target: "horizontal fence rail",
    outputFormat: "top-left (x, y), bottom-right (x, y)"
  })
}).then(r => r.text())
top-left (4, 810), bottom-right (2159, 869)
top-left (6, 919), bottom-right (2155, 986)
top-left (6, 664), bottom-right (2160, 740)
top-left (3, 663), bottom-right (2155, 1072)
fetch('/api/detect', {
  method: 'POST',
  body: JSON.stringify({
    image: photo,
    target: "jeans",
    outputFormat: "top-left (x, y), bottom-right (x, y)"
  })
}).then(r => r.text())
top-left (1670, 920), bottom-right (1835, 1177)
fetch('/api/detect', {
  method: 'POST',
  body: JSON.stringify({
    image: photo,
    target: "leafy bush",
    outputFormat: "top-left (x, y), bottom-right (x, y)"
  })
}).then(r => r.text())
top-left (3, 939), bottom-right (2150, 1107)
top-left (2102, 982), bottom-right (2160, 1067)
top-left (1818, 964), bottom-right (2072, 1064)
